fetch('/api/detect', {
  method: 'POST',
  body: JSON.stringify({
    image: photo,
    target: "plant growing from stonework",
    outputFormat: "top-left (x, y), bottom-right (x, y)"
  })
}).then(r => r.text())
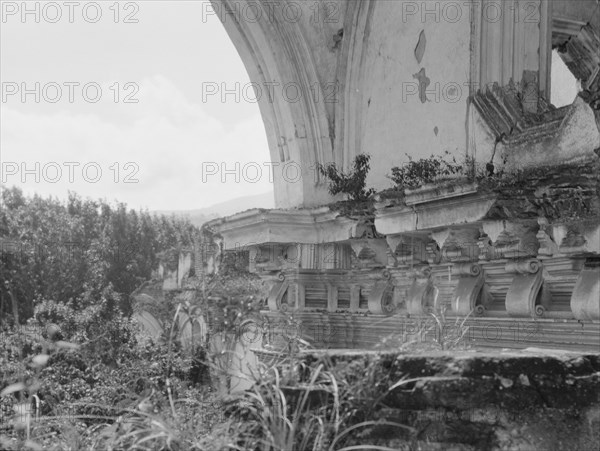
top-left (389, 151), bottom-right (465, 191)
top-left (224, 355), bottom-right (416, 451)
top-left (375, 306), bottom-right (472, 352)
top-left (317, 154), bottom-right (376, 201)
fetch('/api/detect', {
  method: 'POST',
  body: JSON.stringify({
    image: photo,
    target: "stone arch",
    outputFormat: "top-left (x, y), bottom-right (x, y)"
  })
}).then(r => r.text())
top-left (210, 0), bottom-right (336, 208)
top-left (333, 0), bottom-right (375, 171)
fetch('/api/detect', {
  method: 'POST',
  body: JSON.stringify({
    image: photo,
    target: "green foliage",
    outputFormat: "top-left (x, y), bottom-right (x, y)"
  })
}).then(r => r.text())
top-left (223, 355), bottom-right (415, 451)
top-left (317, 154), bottom-right (376, 201)
top-left (0, 293), bottom-right (220, 450)
top-left (389, 151), bottom-right (467, 191)
top-left (0, 186), bottom-right (199, 325)
top-left (203, 264), bottom-right (266, 337)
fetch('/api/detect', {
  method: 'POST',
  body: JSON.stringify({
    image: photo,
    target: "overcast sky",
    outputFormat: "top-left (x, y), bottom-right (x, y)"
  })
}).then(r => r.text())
top-left (0, 0), bottom-right (273, 211)
top-left (0, 1), bottom-right (578, 211)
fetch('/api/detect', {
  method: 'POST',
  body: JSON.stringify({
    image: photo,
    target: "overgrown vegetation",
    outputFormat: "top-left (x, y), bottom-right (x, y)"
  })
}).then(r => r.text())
top-left (388, 151), bottom-right (469, 191)
top-left (0, 296), bottom-right (222, 450)
top-left (222, 349), bottom-right (417, 450)
top-left (0, 186), bottom-right (198, 323)
top-left (0, 186), bottom-right (488, 450)
top-left (317, 154), bottom-right (375, 202)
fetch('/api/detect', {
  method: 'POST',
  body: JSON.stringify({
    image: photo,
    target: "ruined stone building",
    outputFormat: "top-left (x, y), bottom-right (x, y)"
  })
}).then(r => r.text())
top-left (206, 0), bottom-right (600, 351)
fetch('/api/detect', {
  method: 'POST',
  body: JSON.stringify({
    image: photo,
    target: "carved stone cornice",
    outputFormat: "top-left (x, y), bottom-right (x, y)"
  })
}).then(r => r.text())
top-left (207, 207), bottom-right (361, 251)
top-left (375, 188), bottom-right (497, 235)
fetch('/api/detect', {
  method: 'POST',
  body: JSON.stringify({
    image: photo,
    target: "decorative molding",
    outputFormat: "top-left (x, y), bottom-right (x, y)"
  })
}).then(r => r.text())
top-left (472, 0), bottom-right (550, 99)
top-left (477, 233), bottom-right (495, 261)
top-left (451, 263), bottom-right (488, 316)
top-left (267, 280), bottom-right (290, 312)
top-left (349, 239), bottom-right (388, 269)
top-left (426, 241), bottom-right (442, 265)
top-left (492, 222), bottom-right (540, 259)
top-left (207, 207), bottom-right (361, 251)
top-left (406, 275), bottom-right (434, 315)
top-left (368, 281), bottom-right (395, 316)
top-left (376, 193), bottom-right (497, 236)
top-left (389, 235), bottom-right (430, 266)
top-left (536, 217), bottom-right (559, 257)
top-left (338, 0), bottom-right (375, 170)
top-left (557, 23), bottom-right (600, 93)
top-left (505, 259), bottom-right (549, 317)
top-left (552, 17), bottom-right (586, 48)
top-left (571, 264), bottom-right (600, 321)
top-left (441, 228), bottom-right (481, 263)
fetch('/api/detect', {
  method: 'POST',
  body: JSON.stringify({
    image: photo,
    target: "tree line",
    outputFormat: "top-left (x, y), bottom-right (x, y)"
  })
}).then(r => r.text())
top-left (0, 186), bottom-right (199, 324)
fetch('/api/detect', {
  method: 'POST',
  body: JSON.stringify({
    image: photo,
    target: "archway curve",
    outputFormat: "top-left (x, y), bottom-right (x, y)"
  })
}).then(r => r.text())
top-left (209, 0), bottom-right (336, 208)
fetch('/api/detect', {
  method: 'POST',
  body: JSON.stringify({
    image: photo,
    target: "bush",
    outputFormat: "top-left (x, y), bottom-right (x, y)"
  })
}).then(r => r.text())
top-left (389, 151), bottom-right (466, 190)
top-left (317, 154), bottom-right (376, 201)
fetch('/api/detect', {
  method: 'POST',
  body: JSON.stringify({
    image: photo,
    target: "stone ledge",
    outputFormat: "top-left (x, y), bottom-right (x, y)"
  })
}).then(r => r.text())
top-left (292, 349), bottom-right (600, 450)
top-left (206, 207), bottom-right (361, 250)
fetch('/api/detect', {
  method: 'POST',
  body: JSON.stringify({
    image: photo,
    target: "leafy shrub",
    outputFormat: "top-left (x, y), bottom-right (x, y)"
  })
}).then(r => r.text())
top-left (0, 297), bottom-right (215, 450)
top-left (389, 151), bottom-right (466, 190)
top-left (0, 186), bottom-right (201, 324)
top-left (224, 355), bottom-right (415, 451)
top-left (317, 154), bottom-right (376, 201)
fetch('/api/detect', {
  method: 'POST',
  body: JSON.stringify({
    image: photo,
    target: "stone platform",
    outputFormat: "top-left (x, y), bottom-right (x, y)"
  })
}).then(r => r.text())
top-left (272, 348), bottom-right (600, 450)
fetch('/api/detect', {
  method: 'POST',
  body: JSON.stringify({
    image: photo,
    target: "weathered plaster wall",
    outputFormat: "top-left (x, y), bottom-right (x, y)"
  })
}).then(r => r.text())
top-left (211, 0), bottom-right (472, 206)
top-left (211, 0), bottom-right (596, 208)
top-left (357, 1), bottom-right (471, 191)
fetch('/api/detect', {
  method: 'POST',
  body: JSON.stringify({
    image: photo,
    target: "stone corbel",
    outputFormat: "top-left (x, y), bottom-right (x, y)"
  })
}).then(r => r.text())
top-left (266, 274), bottom-right (290, 312)
top-left (505, 259), bottom-right (550, 317)
top-left (451, 263), bottom-right (488, 316)
top-left (406, 267), bottom-right (434, 315)
top-left (368, 280), bottom-right (396, 315)
top-left (571, 262), bottom-right (600, 321)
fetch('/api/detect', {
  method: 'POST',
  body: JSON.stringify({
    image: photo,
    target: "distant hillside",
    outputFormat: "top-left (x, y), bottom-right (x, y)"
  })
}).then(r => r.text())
top-left (154, 191), bottom-right (275, 227)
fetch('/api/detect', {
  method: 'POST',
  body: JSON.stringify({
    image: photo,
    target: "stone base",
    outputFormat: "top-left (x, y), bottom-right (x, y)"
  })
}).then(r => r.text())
top-left (261, 312), bottom-right (600, 352)
top-left (287, 349), bottom-right (600, 450)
